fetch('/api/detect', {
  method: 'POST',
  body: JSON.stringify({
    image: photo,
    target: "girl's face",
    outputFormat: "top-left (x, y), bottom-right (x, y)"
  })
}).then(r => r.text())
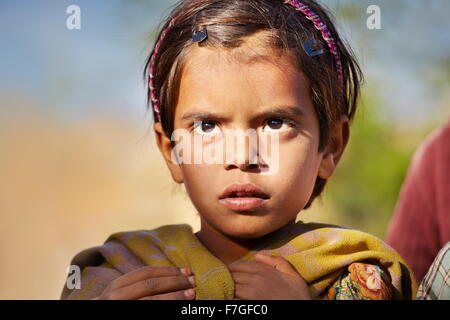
top-left (155, 36), bottom-right (345, 239)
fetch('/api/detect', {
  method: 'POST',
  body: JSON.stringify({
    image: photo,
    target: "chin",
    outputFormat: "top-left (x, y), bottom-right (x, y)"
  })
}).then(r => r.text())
top-left (220, 219), bottom-right (275, 240)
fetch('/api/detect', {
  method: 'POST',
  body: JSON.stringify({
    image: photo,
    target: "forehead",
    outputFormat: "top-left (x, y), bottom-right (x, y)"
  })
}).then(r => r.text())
top-left (175, 33), bottom-right (311, 116)
top-left (182, 40), bottom-right (303, 83)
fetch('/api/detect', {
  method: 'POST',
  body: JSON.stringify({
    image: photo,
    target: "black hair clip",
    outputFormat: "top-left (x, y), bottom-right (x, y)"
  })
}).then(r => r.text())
top-left (192, 25), bottom-right (208, 43)
top-left (303, 40), bottom-right (324, 57)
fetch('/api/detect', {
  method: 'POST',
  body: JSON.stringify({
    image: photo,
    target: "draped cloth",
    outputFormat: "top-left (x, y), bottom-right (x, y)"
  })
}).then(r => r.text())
top-left (61, 221), bottom-right (417, 300)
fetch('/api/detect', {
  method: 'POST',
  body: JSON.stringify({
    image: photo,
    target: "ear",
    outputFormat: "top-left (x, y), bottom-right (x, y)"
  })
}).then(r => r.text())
top-left (318, 115), bottom-right (350, 179)
top-left (153, 122), bottom-right (184, 184)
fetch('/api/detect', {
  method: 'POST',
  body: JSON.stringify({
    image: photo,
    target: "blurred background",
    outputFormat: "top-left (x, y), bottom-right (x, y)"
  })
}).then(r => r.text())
top-left (0, 0), bottom-right (449, 299)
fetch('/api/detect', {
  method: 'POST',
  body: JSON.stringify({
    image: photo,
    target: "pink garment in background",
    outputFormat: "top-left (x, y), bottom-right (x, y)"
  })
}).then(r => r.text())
top-left (386, 120), bottom-right (450, 282)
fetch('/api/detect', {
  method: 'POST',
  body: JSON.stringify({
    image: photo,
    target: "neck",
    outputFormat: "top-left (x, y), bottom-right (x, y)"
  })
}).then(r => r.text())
top-left (195, 218), bottom-right (296, 265)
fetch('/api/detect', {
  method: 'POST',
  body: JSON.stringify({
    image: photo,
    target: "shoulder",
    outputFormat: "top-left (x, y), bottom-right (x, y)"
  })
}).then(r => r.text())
top-left (425, 120), bottom-right (450, 151)
top-left (293, 221), bottom-right (387, 245)
top-left (105, 223), bottom-right (193, 242)
top-left (68, 245), bottom-right (106, 271)
top-left (410, 121), bottom-right (450, 177)
top-left (323, 261), bottom-right (393, 300)
top-left (293, 222), bottom-right (416, 299)
top-left (69, 224), bottom-right (193, 269)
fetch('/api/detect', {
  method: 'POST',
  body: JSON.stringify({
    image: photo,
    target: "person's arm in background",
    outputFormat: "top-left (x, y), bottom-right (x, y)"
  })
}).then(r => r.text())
top-left (385, 121), bottom-right (450, 283)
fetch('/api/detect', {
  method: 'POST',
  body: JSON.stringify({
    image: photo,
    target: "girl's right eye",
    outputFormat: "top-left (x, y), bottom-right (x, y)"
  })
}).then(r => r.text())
top-left (193, 120), bottom-right (221, 135)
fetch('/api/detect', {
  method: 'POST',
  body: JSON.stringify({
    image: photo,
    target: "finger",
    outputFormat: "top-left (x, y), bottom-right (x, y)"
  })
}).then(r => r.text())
top-left (253, 253), bottom-right (299, 277)
top-left (107, 274), bottom-right (194, 300)
top-left (228, 260), bottom-right (270, 274)
top-left (139, 288), bottom-right (195, 300)
top-left (109, 266), bottom-right (188, 290)
top-left (230, 271), bottom-right (258, 285)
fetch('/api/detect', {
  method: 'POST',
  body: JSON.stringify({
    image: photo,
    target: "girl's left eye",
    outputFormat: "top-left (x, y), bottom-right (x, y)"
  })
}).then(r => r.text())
top-left (262, 118), bottom-right (291, 132)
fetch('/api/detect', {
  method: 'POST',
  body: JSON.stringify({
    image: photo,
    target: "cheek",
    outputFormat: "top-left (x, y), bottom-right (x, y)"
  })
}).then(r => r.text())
top-left (275, 136), bottom-right (322, 200)
top-left (283, 137), bottom-right (321, 175)
top-left (180, 164), bottom-right (219, 206)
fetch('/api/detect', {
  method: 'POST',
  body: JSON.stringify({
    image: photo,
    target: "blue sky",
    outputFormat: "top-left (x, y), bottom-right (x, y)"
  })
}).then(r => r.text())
top-left (0, 0), bottom-right (449, 123)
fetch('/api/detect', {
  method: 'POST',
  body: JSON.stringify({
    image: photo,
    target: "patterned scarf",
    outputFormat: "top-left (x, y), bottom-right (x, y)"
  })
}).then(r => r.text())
top-left (61, 221), bottom-right (417, 300)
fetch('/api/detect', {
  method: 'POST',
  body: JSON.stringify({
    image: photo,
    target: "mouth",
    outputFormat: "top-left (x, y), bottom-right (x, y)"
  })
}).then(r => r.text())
top-left (218, 183), bottom-right (270, 212)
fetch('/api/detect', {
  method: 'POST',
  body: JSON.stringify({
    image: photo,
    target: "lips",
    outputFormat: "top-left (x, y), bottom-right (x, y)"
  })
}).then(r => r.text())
top-left (219, 183), bottom-right (270, 211)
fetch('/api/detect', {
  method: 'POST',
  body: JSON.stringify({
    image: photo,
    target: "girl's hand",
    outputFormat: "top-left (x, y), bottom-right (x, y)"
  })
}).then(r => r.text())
top-left (93, 266), bottom-right (196, 300)
top-left (228, 253), bottom-right (311, 300)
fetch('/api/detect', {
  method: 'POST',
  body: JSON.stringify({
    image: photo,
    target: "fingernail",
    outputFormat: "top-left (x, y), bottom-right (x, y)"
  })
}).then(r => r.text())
top-left (184, 288), bottom-right (195, 297)
top-left (188, 275), bottom-right (195, 285)
top-left (180, 268), bottom-right (191, 276)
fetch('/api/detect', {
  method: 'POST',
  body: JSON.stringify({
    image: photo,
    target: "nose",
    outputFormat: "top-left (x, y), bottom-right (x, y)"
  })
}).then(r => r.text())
top-left (226, 162), bottom-right (261, 172)
top-left (225, 158), bottom-right (263, 172)
top-left (223, 130), bottom-right (267, 172)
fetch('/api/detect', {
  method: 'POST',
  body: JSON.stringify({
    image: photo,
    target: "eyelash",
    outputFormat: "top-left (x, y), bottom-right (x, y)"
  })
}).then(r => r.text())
top-left (189, 117), bottom-right (298, 132)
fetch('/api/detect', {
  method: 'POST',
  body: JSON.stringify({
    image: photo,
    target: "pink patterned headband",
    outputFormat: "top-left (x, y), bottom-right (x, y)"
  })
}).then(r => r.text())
top-left (148, 0), bottom-right (344, 123)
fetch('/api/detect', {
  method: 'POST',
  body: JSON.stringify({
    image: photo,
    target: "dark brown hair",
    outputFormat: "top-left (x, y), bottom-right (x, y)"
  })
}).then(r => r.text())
top-left (143, 0), bottom-right (363, 208)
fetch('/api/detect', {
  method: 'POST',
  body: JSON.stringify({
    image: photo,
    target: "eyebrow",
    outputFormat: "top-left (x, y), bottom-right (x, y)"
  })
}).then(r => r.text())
top-left (254, 105), bottom-right (306, 121)
top-left (181, 105), bottom-right (306, 122)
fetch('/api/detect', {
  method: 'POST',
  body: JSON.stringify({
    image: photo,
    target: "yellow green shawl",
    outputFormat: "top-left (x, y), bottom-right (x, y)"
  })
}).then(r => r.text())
top-left (61, 221), bottom-right (417, 300)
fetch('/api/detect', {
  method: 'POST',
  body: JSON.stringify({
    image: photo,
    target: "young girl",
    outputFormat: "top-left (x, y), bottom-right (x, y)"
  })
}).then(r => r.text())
top-left (61, 0), bottom-right (417, 300)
